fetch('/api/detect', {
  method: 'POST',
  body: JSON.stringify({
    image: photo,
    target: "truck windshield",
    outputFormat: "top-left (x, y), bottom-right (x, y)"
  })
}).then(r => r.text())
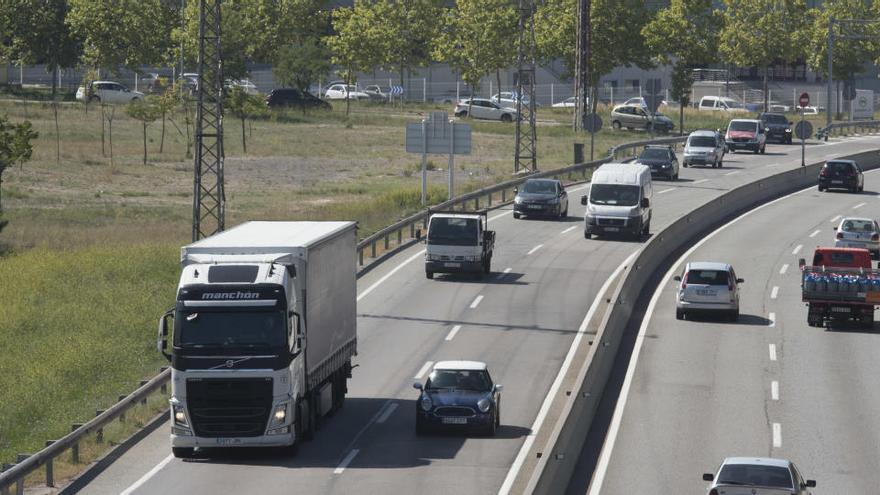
top-left (428, 217), bottom-right (479, 246)
top-left (589, 184), bottom-right (640, 206)
top-left (176, 310), bottom-right (287, 349)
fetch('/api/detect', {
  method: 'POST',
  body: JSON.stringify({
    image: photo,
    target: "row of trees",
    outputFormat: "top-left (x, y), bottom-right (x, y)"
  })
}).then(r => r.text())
top-left (2, 1), bottom-right (879, 114)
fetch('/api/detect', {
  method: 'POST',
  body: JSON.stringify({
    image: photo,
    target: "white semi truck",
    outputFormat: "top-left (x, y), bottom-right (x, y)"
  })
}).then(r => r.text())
top-left (157, 221), bottom-right (357, 457)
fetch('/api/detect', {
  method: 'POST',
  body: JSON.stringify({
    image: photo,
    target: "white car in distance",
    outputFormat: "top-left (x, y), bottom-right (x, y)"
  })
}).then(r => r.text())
top-left (454, 98), bottom-right (518, 122)
top-left (76, 81), bottom-right (145, 104)
top-left (703, 457), bottom-right (816, 495)
top-left (324, 84), bottom-right (369, 100)
top-left (834, 217), bottom-right (880, 258)
top-left (491, 91), bottom-right (539, 108)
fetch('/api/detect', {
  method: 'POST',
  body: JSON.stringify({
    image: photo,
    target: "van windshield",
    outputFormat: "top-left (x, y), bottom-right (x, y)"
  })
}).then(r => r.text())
top-left (589, 184), bottom-right (640, 206)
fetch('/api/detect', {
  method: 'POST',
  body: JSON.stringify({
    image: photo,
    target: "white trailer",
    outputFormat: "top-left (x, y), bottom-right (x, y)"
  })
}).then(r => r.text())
top-left (158, 221), bottom-right (357, 457)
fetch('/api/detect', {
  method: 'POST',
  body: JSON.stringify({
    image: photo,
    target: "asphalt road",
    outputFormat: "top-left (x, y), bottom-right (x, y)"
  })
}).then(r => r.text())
top-left (78, 136), bottom-right (880, 495)
top-left (583, 165), bottom-right (880, 494)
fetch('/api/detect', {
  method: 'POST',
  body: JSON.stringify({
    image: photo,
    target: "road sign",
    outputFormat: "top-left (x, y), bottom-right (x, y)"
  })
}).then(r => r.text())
top-left (795, 120), bottom-right (813, 140)
top-left (799, 92), bottom-right (810, 108)
top-left (405, 112), bottom-right (472, 155)
top-left (583, 113), bottom-right (603, 133)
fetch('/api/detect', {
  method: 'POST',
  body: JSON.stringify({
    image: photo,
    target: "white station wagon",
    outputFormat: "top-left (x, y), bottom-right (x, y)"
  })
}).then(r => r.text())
top-left (674, 261), bottom-right (743, 321)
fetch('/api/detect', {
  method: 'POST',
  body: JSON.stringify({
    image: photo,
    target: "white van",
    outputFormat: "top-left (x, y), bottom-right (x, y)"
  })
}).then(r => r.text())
top-left (697, 96), bottom-right (748, 113)
top-left (580, 163), bottom-right (653, 239)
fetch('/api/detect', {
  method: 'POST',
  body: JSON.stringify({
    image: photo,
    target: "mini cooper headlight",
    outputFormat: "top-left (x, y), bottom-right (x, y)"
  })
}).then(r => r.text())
top-left (477, 398), bottom-right (491, 413)
top-left (420, 395), bottom-right (433, 412)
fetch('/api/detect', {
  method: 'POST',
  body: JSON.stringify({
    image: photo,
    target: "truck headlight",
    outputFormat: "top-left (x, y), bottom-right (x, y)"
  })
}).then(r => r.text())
top-left (585, 215), bottom-right (596, 225)
top-left (269, 403), bottom-right (288, 427)
top-left (173, 405), bottom-right (189, 427)
top-left (477, 398), bottom-right (492, 413)
top-left (785, 128), bottom-right (792, 133)
top-left (420, 395), bottom-right (433, 412)
top-left (514, 196), bottom-right (523, 204)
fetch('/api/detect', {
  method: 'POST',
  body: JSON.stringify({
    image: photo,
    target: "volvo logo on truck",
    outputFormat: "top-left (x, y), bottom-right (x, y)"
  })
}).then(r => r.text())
top-left (201, 291), bottom-right (260, 300)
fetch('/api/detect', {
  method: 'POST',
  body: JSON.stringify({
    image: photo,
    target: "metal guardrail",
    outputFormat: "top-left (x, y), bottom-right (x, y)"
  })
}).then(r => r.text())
top-left (356, 135), bottom-right (687, 266)
top-left (0, 368), bottom-right (170, 494)
top-left (817, 120), bottom-right (880, 141)
top-left (0, 133), bottom-right (686, 494)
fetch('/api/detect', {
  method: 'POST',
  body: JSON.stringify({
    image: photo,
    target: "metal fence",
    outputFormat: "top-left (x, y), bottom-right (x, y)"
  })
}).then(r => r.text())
top-left (817, 119), bottom-right (880, 140)
top-left (0, 132), bottom-right (686, 494)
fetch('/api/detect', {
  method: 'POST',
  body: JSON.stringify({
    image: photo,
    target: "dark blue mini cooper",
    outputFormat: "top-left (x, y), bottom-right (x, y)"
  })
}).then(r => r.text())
top-left (413, 361), bottom-right (503, 436)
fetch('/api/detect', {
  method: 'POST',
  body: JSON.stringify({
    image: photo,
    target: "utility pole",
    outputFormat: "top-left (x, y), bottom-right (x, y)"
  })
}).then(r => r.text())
top-left (826, 16), bottom-right (833, 129)
top-left (192, 0), bottom-right (225, 241)
top-left (514, 0), bottom-right (537, 174)
top-left (574, 0), bottom-right (590, 132)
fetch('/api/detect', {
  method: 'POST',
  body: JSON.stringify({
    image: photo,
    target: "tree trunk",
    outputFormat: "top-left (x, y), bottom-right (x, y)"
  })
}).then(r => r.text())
top-left (143, 121), bottom-right (148, 166)
top-left (160, 111), bottom-right (166, 153)
top-left (345, 67), bottom-right (352, 116)
top-left (53, 102), bottom-right (60, 165)
top-left (108, 107), bottom-right (115, 169)
top-left (763, 66), bottom-right (769, 112)
top-left (679, 100), bottom-right (684, 136)
top-left (241, 116), bottom-right (247, 154)
top-left (0, 171), bottom-right (4, 212)
top-left (496, 70), bottom-right (501, 102)
top-left (100, 104), bottom-right (106, 157)
top-left (184, 104), bottom-right (192, 159)
top-left (51, 64), bottom-right (58, 99)
top-left (836, 80), bottom-right (841, 120)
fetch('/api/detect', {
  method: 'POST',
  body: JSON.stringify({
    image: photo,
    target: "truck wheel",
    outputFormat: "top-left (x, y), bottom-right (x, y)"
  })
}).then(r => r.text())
top-left (584, 232), bottom-right (591, 239)
top-left (172, 447), bottom-right (194, 459)
top-left (676, 309), bottom-right (684, 320)
top-left (426, 271), bottom-right (434, 279)
top-left (483, 258), bottom-right (491, 274)
top-left (729, 309), bottom-right (739, 322)
top-left (861, 313), bottom-right (874, 329)
top-left (298, 400), bottom-right (315, 441)
top-left (513, 212), bottom-right (520, 219)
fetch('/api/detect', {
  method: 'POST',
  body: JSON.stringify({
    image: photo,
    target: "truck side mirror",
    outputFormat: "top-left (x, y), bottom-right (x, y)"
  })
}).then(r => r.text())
top-left (413, 382), bottom-right (423, 390)
top-left (290, 311), bottom-right (303, 353)
top-left (798, 258), bottom-right (806, 268)
top-left (580, 195), bottom-right (588, 206)
top-left (673, 275), bottom-right (681, 281)
top-left (513, 187), bottom-right (518, 193)
top-left (157, 308), bottom-right (173, 362)
top-left (702, 473), bottom-right (714, 482)
top-left (641, 198), bottom-right (650, 208)
top-left (805, 480), bottom-right (816, 488)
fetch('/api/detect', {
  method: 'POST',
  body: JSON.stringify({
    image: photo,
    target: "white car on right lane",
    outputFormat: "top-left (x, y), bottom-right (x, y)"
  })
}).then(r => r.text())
top-left (834, 217), bottom-right (880, 258)
top-left (703, 457), bottom-right (816, 495)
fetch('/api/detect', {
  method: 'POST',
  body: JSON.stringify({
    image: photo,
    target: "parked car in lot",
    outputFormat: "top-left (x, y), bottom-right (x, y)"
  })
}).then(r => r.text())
top-left (324, 84), bottom-right (369, 100)
top-left (552, 96), bottom-right (578, 108)
top-left (635, 145), bottom-right (679, 181)
top-left (140, 72), bottom-right (171, 94)
top-left (75, 81), bottom-right (144, 104)
top-left (683, 129), bottom-right (726, 168)
top-left (674, 261), bottom-right (743, 321)
top-left (224, 78), bottom-right (259, 95)
top-left (703, 457), bottom-right (816, 495)
top-left (265, 88), bottom-right (330, 110)
top-left (818, 159), bottom-right (864, 192)
top-left (491, 91), bottom-right (540, 108)
top-left (725, 119), bottom-right (766, 154)
top-left (834, 217), bottom-right (880, 258)
top-left (513, 178), bottom-right (568, 219)
top-left (610, 105), bottom-right (674, 132)
top-left (796, 105), bottom-right (820, 115)
top-left (698, 95), bottom-right (749, 113)
top-left (363, 85), bottom-right (389, 102)
top-left (413, 361), bottom-right (502, 435)
top-left (757, 112), bottom-right (793, 144)
top-left (454, 98), bottom-right (518, 122)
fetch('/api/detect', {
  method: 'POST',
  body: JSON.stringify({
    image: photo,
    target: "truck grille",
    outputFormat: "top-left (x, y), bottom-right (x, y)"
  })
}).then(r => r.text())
top-left (435, 406), bottom-right (475, 417)
top-left (186, 378), bottom-right (273, 437)
top-left (732, 137), bottom-right (752, 143)
top-left (597, 218), bottom-right (626, 227)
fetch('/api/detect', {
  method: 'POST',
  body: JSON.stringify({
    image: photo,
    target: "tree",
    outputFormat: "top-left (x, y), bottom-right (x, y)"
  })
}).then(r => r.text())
top-left (0, 0), bottom-right (80, 97)
top-left (274, 40), bottom-right (332, 92)
top-left (643, 0), bottom-right (721, 134)
top-left (155, 85), bottom-right (180, 153)
top-left (224, 87), bottom-right (265, 154)
top-left (0, 117), bottom-right (39, 211)
top-left (432, 0), bottom-right (519, 115)
top-left (125, 99), bottom-right (162, 166)
top-left (372, 0), bottom-right (444, 86)
top-left (720, 0), bottom-right (811, 112)
top-left (326, 3), bottom-right (385, 114)
top-left (67, 0), bottom-right (175, 72)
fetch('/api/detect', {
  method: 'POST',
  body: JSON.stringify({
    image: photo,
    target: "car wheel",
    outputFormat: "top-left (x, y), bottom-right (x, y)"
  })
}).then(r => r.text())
top-left (584, 231), bottom-right (591, 239)
top-left (130, 97), bottom-right (141, 103)
top-left (612, 120), bottom-right (621, 130)
top-left (562, 205), bottom-right (568, 217)
top-left (513, 212), bottom-right (520, 219)
top-left (859, 184), bottom-right (864, 192)
top-left (718, 158), bottom-right (723, 168)
top-left (760, 144), bottom-right (766, 154)
top-left (676, 309), bottom-right (684, 320)
top-left (753, 146), bottom-right (759, 154)
top-left (818, 185), bottom-right (825, 192)
top-left (426, 271), bottom-right (434, 279)
top-left (501, 114), bottom-right (512, 122)
top-left (172, 447), bottom-right (194, 459)
top-left (459, 111), bottom-right (468, 118)
top-left (683, 162), bottom-right (689, 168)
top-left (485, 414), bottom-right (497, 436)
top-left (89, 95), bottom-right (100, 103)
top-left (729, 309), bottom-right (739, 322)
top-left (642, 220), bottom-right (650, 236)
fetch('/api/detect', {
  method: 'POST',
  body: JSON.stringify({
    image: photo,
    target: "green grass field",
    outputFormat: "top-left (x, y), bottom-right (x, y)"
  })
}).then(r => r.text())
top-left (0, 93), bottom-right (827, 471)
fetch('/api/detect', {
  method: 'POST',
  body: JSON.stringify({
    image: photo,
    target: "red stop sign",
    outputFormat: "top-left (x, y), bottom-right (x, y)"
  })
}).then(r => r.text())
top-left (799, 92), bottom-right (810, 108)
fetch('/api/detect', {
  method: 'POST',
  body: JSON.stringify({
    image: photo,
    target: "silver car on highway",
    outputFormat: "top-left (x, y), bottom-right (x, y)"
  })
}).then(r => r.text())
top-left (703, 457), bottom-right (816, 495)
top-left (834, 217), bottom-right (880, 258)
top-left (674, 261), bottom-right (743, 321)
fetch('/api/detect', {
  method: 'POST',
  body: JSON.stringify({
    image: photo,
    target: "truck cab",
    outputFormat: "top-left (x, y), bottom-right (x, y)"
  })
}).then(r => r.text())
top-left (799, 247), bottom-right (879, 328)
top-left (424, 211), bottom-right (495, 279)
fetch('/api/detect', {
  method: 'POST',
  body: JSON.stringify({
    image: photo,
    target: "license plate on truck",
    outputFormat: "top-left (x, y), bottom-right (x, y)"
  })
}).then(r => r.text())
top-left (604, 227), bottom-right (619, 232)
top-left (444, 262), bottom-right (461, 268)
top-left (442, 417), bottom-right (468, 425)
top-left (216, 437), bottom-right (242, 445)
top-left (831, 306), bottom-right (851, 313)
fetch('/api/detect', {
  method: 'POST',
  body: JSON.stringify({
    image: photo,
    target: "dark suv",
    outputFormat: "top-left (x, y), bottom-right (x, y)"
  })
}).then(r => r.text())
top-left (266, 88), bottom-right (330, 110)
top-left (818, 159), bottom-right (864, 193)
top-left (636, 145), bottom-right (679, 181)
top-left (757, 112), bottom-right (792, 144)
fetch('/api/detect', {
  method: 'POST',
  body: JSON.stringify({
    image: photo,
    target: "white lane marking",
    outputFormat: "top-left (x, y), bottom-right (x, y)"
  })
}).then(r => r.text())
top-left (495, 267), bottom-right (513, 279)
top-left (119, 454), bottom-right (174, 495)
top-left (772, 423), bottom-right (782, 448)
top-left (414, 361), bottom-right (434, 379)
top-left (489, 211), bottom-right (510, 222)
top-left (586, 181), bottom-right (823, 495)
top-left (469, 295), bottom-right (484, 309)
top-left (357, 250), bottom-right (426, 302)
top-left (693, 178), bottom-right (710, 185)
top-left (334, 449), bottom-right (360, 474)
top-left (769, 312), bottom-right (776, 327)
top-left (445, 325), bottom-right (462, 341)
top-left (792, 244), bottom-right (802, 255)
top-left (780, 264), bottom-right (789, 275)
top-left (376, 402), bottom-right (399, 424)
top-left (771, 286), bottom-right (779, 299)
top-left (771, 381), bottom-right (779, 401)
top-left (527, 244), bottom-right (543, 255)
top-left (724, 171), bottom-right (741, 176)
top-left (658, 188), bottom-right (676, 194)
top-left (809, 229), bottom-right (821, 238)
top-left (561, 226), bottom-right (577, 234)
top-left (764, 163), bottom-right (779, 168)
top-left (831, 215), bottom-right (842, 223)
top-left (499, 249), bottom-right (640, 495)
top-left (853, 202), bottom-right (866, 209)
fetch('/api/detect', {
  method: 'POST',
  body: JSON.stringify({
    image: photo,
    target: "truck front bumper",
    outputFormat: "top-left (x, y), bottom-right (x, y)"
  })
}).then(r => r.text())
top-left (585, 217), bottom-right (640, 236)
top-left (171, 430), bottom-right (294, 448)
top-left (426, 260), bottom-right (483, 274)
